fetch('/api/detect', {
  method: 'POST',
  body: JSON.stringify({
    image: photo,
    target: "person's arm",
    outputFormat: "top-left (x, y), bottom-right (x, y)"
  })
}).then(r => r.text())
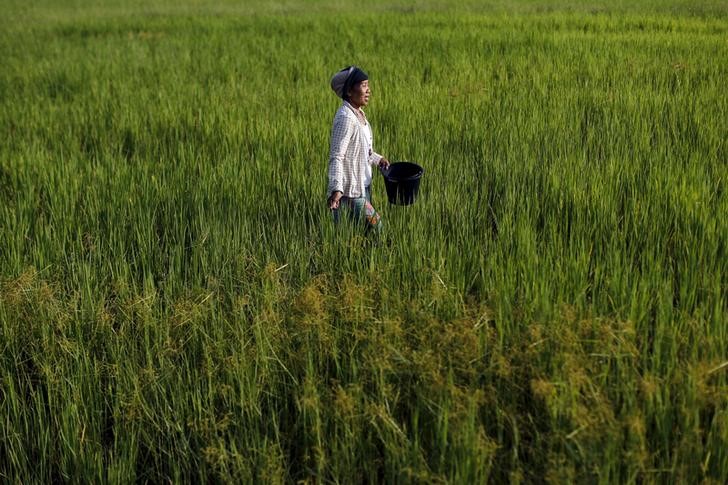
top-left (367, 129), bottom-right (389, 169)
top-left (328, 113), bottom-right (354, 207)
top-left (370, 150), bottom-right (390, 169)
top-left (369, 150), bottom-right (383, 166)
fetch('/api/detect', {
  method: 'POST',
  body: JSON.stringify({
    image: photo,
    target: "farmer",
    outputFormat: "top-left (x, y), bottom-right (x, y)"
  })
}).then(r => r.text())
top-left (327, 66), bottom-right (390, 232)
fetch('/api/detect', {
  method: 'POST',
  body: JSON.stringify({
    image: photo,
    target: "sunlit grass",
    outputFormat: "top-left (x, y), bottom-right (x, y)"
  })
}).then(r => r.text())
top-left (0, 0), bottom-right (726, 482)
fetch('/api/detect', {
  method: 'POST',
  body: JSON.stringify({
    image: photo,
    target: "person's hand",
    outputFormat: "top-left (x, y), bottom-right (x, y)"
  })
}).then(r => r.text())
top-left (328, 191), bottom-right (343, 209)
top-left (378, 158), bottom-right (390, 170)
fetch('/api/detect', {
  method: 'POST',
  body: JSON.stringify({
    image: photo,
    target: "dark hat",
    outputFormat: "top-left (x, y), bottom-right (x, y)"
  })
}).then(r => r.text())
top-left (330, 66), bottom-right (368, 99)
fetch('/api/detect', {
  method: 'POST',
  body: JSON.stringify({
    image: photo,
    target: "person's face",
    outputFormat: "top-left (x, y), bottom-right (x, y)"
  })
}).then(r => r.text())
top-left (348, 80), bottom-right (370, 108)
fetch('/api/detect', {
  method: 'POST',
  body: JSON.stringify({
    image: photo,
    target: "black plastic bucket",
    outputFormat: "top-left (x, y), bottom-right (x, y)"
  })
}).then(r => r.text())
top-left (381, 162), bottom-right (424, 205)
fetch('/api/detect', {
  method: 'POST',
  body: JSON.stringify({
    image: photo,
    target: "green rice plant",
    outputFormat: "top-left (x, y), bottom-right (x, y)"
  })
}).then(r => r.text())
top-left (1, 0), bottom-right (726, 482)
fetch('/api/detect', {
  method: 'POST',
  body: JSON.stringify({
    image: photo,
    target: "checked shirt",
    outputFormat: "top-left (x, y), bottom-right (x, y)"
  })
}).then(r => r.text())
top-left (327, 101), bottom-right (383, 199)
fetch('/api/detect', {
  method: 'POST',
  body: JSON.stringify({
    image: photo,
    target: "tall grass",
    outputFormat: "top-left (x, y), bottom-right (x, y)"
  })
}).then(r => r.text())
top-left (1, 0), bottom-right (726, 482)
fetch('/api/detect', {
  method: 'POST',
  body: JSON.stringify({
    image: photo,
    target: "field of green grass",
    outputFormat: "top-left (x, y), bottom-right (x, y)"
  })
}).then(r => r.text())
top-left (1, 0), bottom-right (726, 482)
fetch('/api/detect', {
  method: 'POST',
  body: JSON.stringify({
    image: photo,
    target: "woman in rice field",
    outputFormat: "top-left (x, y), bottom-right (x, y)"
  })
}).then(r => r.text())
top-left (327, 66), bottom-right (390, 233)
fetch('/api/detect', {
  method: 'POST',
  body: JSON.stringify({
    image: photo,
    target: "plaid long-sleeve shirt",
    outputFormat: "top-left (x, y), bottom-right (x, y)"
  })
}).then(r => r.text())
top-left (327, 101), bottom-right (383, 198)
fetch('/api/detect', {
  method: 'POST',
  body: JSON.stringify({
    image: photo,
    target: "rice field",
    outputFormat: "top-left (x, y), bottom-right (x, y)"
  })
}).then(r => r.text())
top-left (1, 0), bottom-right (726, 482)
